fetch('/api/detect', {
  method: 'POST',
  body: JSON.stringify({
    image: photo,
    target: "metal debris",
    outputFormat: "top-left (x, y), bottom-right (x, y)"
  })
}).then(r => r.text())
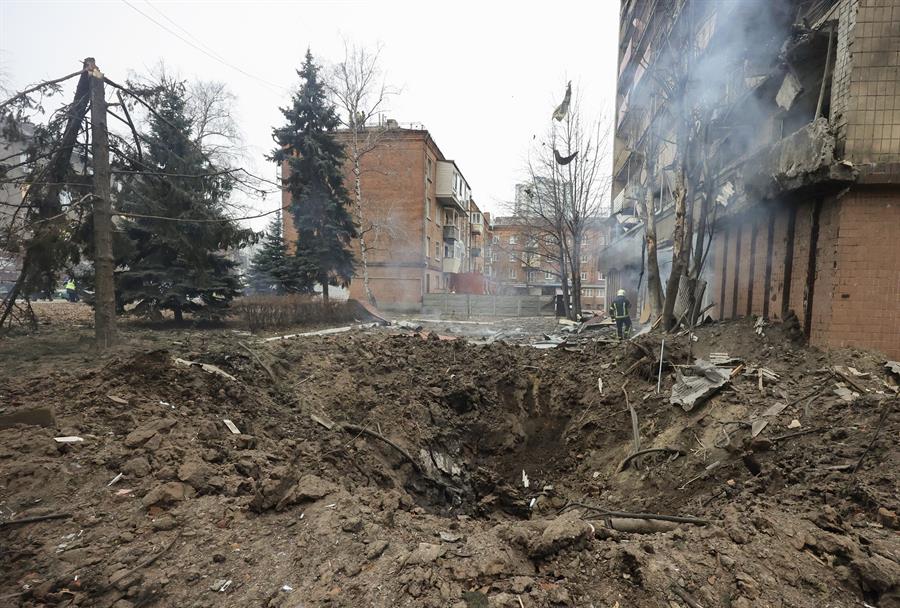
top-left (670, 360), bottom-right (732, 412)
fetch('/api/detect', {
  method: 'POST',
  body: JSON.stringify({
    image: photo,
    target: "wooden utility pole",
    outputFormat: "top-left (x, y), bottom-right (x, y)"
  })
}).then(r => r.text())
top-left (88, 58), bottom-right (117, 349)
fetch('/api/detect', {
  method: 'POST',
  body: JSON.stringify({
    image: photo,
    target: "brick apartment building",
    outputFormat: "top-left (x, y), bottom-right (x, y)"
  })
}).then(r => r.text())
top-left (490, 209), bottom-right (609, 312)
top-left (282, 124), bottom-right (492, 311)
top-left (602, 0), bottom-right (900, 358)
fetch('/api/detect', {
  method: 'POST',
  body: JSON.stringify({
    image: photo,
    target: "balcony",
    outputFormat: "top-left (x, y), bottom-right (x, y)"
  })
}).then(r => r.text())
top-left (470, 222), bottom-right (483, 234)
top-left (442, 256), bottom-right (462, 273)
top-left (443, 225), bottom-right (460, 241)
top-left (435, 161), bottom-right (468, 213)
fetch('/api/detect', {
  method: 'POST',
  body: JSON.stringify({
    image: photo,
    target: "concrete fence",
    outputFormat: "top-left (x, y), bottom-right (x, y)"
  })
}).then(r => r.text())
top-left (422, 294), bottom-right (553, 318)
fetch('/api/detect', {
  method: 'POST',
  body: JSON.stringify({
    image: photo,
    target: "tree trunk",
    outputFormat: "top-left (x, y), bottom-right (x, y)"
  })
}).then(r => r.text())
top-left (643, 187), bottom-right (664, 318)
top-left (353, 159), bottom-right (376, 306)
top-left (662, 168), bottom-right (688, 331)
top-left (558, 243), bottom-right (572, 319)
top-left (89, 62), bottom-right (117, 349)
top-left (173, 304), bottom-right (183, 323)
top-left (570, 237), bottom-right (582, 317)
top-left (321, 279), bottom-right (330, 305)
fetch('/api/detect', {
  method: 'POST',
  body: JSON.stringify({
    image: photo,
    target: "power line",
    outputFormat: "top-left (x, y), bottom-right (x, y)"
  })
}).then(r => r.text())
top-left (120, 0), bottom-right (288, 96)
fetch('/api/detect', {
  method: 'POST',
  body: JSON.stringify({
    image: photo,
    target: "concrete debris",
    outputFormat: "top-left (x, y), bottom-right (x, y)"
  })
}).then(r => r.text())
top-left (776, 70), bottom-right (803, 110)
top-left (834, 384), bottom-right (859, 402)
top-left (670, 359), bottom-right (732, 411)
top-left (173, 357), bottom-right (237, 382)
top-left (885, 361), bottom-right (900, 378)
top-left (222, 419), bottom-right (241, 435)
top-left (754, 317), bottom-right (767, 336)
top-left (53, 436), bottom-right (84, 443)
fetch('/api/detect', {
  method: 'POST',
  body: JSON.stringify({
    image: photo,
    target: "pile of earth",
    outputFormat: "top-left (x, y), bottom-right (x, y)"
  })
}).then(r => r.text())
top-left (0, 316), bottom-right (897, 607)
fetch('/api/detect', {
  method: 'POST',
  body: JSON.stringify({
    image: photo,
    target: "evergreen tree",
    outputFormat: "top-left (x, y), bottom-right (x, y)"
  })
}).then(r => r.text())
top-left (115, 79), bottom-right (253, 321)
top-left (248, 210), bottom-right (306, 294)
top-left (271, 49), bottom-right (356, 303)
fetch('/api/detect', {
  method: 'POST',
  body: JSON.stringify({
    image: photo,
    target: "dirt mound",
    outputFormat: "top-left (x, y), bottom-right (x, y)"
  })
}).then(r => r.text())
top-left (0, 318), bottom-right (897, 607)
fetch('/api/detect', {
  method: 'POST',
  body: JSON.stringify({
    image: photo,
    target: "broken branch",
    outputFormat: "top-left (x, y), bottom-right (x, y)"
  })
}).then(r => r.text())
top-left (560, 500), bottom-right (709, 525)
top-left (238, 341), bottom-right (277, 383)
top-left (0, 512), bottom-right (72, 528)
top-left (853, 400), bottom-right (894, 474)
top-left (617, 447), bottom-right (685, 472)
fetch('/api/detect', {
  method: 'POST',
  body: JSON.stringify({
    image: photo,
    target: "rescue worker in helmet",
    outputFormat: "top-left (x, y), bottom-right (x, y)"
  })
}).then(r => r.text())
top-left (609, 288), bottom-right (632, 340)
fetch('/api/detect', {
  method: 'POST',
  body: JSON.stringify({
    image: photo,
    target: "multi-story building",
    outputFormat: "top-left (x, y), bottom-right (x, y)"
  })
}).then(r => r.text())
top-left (602, 0), bottom-right (900, 357)
top-left (490, 212), bottom-right (609, 313)
top-left (282, 123), bottom-right (489, 311)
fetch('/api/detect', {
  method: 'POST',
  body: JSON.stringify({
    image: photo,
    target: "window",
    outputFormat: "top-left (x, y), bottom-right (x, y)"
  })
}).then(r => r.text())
top-left (435, 242), bottom-right (440, 259)
top-left (598, 272), bottom-right (606, 281)
top-left (580, 272), bottom-right (587, 281)
top-left (470, 212), bottom-right (482, 224)
top-left (426, 236), bottom-right (431, 258)
top-left (492, 235), bottom-right (500, 244)
top-left (545, 271), bottom-right (554, 280)
top-left (584, 288), bottom-right (594, 297)
top-left (509, 235), bottom-right (517, 245)
top-left (425, 196), bottom-right (431, 220)
top-left (581, 254), bottom-right (588, 264)
top-left (509, 268), bottom-right (517, 279)
top-left (426, 156), bottom-right (433, 181)
top-left (445, 244), bottom-right (451, 258)
top-left (509, 253), bottom-right (517, 262)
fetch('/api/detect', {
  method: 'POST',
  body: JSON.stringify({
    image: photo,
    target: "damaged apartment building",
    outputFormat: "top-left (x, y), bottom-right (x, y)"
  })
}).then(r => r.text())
top-left (283, 122), bottom-right (492, 311)
top-left (601, 0), bottom-right (900, 358)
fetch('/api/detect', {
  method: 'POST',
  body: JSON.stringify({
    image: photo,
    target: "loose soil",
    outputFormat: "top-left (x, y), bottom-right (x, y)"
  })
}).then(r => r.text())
top-left (0, 312), bottom-right (897, 607)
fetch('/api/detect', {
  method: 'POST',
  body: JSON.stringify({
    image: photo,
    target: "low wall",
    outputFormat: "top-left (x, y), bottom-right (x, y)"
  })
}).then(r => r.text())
top-left (422, 294), bottom-right (553, 318)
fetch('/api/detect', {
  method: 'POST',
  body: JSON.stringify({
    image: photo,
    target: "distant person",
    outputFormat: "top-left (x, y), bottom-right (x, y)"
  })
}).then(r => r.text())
top-left (65, 277), bottom-right (77, 303)
top-left (609, 288), bottom-right (632, 340)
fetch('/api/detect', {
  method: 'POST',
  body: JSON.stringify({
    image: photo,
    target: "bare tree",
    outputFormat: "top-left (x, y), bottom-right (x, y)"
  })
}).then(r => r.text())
top-left (513, 87), bottom-right (610, 319)
top-left (326, 40), bottom-right (397, 305)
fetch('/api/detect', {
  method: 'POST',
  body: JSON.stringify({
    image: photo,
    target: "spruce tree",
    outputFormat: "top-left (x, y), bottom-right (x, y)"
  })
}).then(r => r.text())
top-left (248, 210), bottom-right (306, 294)
top-left (271, 49), bottom-right (356, 303)
top-left (115, 80), bottom-right (253, 321)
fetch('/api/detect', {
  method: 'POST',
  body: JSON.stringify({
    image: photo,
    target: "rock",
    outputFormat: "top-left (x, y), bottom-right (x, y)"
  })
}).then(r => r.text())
top-left (405, 542), bottom-right (443, 565)
top-left (197, 420), bottom-right (219, 440)
top-left (341, 517), bottom-right (363, 533)
top-left (124, 419), bottom-right (176, 448)
top-left (528, 512), bottom-right (592, 558)
top-left (112, 600), bottom-right (136, 608)
top-left (141, 482), bottom-right (194, 508)
top-left (366, 540), bottom-right (389, 560)
top-left (722, 506), bottom-right (751, 544)
top-left (508, 576), bottom-right (534, 594)
top-left (236, 434), bottom-right (257, 449)
top-left (877, 507), bottom-right (899, 530)
top-left (294, 474), bottom-right (338, 501)
top-left (122, 456), bottom-right (151, 478)
top-left (851, 552), bottom-right (900, 595)
top-left (177, 459), bottom-right (213, 491)
top-left (212, 553), bottom-right (226, 563)
top-left (151, 515), bottom-right (177, 531)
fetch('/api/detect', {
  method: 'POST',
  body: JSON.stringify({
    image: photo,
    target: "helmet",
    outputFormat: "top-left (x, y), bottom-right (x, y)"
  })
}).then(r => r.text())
top-left (617, 289), bottom-right (626, 296)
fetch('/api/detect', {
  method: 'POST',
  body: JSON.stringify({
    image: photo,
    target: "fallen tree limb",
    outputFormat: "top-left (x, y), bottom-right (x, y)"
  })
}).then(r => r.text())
top-left (602, 517), bottom-right (678, 533)
top-left (622, 356), bottom-right (649, 376)
top-left (559, 500), bottom-right (709, 525)
top-left (238, 341), bottom-right (277, 383)
top-left (98, 533), bottom-right (180, 594)
top-left (0, 512), bottom-right (71, 528)
top-left (770, 428), bottom-right (823, 442)
top-left (853, 400), bottom-right (894, 474)
top-left (617, 447), bottom-right (685, 473)
top-left (311, 414), bottom-right (461, 494)
top-left (672, 584), bottom-right (705, 608)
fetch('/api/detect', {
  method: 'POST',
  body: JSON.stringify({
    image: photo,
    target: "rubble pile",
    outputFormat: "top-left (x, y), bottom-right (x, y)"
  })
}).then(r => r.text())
top-left (0, 317), bottom-right (897, 607)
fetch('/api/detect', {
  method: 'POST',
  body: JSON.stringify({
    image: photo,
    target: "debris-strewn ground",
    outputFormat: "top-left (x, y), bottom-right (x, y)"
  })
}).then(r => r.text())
top-left (1, 311), bottom-right (897, 608)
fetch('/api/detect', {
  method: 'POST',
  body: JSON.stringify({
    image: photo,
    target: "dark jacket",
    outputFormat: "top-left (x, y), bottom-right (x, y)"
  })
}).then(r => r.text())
top-left (610, 295), bottom-right (630, 319)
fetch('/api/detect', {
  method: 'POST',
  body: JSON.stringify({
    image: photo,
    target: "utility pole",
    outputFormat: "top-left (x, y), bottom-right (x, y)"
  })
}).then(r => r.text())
top-left (88, 58), bottom-right (117, 349)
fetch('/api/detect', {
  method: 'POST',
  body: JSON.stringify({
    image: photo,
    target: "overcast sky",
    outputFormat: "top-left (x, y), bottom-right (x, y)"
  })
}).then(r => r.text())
top-left (1, 0), bottom-right (618, 228)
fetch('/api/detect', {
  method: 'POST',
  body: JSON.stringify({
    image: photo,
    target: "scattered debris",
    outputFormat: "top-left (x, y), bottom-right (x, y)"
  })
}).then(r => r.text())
top-left (107, 394), bottom-right (129, 405)
top-left (670, 360), bottom-right (731, 411)
top-left (173, 357), bottom-right (237, 382)
top-left (709, 352), bottom-right (742, 366)
top-left (222, 419), bottom-right (241, 435)
top-left (0, 406), bottom-right (56, 429)
top-left (53, 436), bottom-right (83, 443)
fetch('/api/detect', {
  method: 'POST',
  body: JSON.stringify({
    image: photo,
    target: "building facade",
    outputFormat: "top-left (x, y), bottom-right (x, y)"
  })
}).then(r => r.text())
top-left (282, 125), bottom-right (491, 311)
top-left (603, 0), bottom-right (900, 357)
top-left (490, 213), bottom-right (609, 313)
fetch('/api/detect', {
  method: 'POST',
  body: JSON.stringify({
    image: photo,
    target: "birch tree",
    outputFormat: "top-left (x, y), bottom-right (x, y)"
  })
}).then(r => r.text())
top-left (327, 41), bottom-right (397, 306)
